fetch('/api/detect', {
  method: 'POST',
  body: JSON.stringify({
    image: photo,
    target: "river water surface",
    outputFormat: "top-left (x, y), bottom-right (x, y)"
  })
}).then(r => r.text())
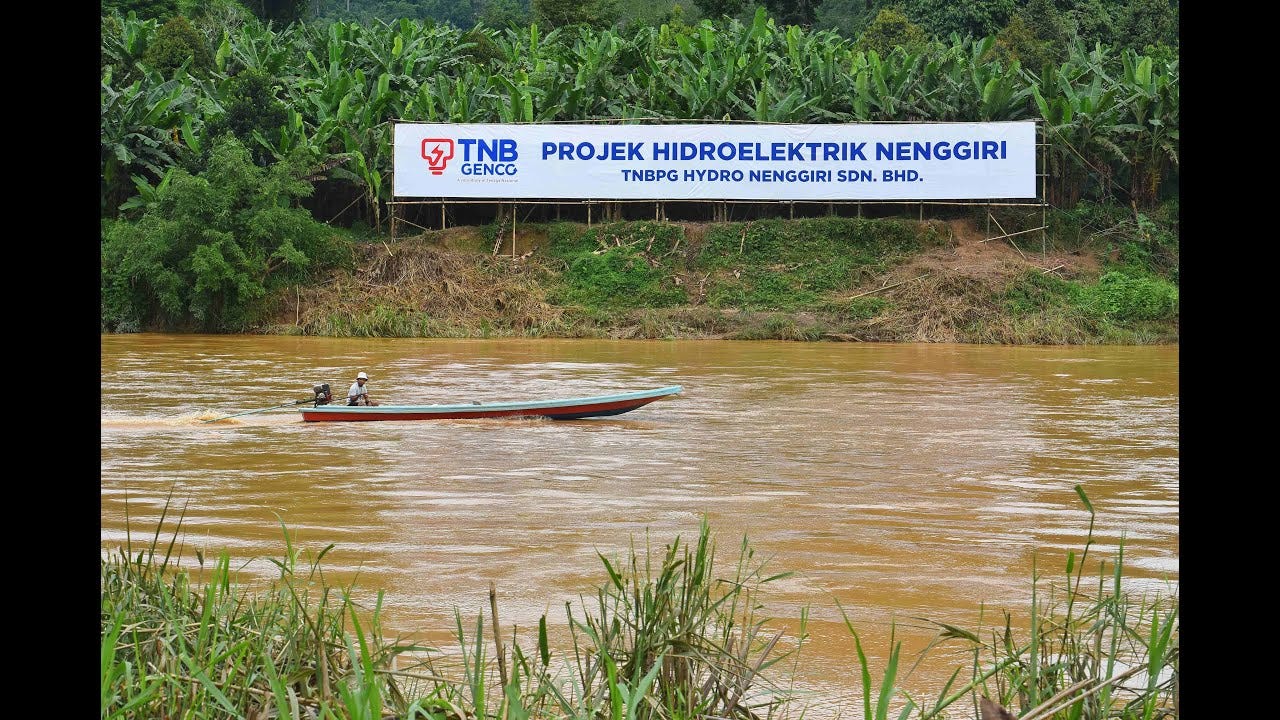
top-left (100, 334), bottom-right (1178, 717)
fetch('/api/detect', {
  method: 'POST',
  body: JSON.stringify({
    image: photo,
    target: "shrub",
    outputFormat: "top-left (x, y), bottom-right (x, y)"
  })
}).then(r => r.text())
top-left (855, 8), bottom-right (928, 57)
top-left (141, 15), bottom-right (213, 77)
top-left (556, 245), bottom-right (687, 309)
top-left (1078, 270), bottom-right (1179, 323)
top-left (102, 136), bottom-right (349, 332)
top-left (201, 71), bottom-right (289, 167)
top-left (1003, 270), bottom-right (1075, 315)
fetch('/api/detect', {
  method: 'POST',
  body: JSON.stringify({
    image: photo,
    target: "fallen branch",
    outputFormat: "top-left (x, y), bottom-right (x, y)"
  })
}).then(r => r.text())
top-left (845, 273), bottom-right (931, 299)
top-left (979, 225), bottom-right (1046, 244)
top-left (1040, 264), bottom-right (1065, 275)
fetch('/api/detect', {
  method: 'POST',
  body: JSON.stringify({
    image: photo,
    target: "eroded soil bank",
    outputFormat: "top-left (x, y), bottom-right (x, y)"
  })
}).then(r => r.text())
top-left (267, 216), bottom-right (1177, 344)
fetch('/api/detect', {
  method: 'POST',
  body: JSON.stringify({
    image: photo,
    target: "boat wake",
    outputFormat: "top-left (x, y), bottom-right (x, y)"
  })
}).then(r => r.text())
top-left (101, 412), bottom-right (301, 429)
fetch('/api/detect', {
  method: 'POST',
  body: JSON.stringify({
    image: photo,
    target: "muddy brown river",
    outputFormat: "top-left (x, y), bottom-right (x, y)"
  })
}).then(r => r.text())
top-left (101, 334), bottom-right (1178, 716)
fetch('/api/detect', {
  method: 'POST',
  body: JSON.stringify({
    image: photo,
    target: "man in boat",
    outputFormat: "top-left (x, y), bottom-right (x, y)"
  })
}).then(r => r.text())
top-left (347, 371), bottom-right (379, 406)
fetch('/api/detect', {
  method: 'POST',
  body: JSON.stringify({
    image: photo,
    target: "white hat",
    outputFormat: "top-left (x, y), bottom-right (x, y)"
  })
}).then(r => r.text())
top-left (356, 372), bottom-right (368, 380)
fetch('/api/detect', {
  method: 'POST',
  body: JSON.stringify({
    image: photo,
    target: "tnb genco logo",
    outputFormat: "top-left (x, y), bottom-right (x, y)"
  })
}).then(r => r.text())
top-left (421, 139), bottom-right (454, 175)
top-left (420, 137), bottom-right (519, 177)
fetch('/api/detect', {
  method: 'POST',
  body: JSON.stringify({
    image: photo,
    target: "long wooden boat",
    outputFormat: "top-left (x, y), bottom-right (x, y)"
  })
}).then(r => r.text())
top-left (298, 385), bottom-right (682, 422)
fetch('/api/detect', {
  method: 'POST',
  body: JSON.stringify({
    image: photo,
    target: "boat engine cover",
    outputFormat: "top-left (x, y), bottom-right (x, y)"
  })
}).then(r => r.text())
top-left (312, 383), bottom-right (332, 406)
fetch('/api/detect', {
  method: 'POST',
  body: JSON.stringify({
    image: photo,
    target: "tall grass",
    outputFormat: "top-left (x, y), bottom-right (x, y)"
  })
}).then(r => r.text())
top-left (101, 496), bottom-right (425, 719)
top-left (103, 504), bottom-right (799, 719)
top-left (561, 522), bottom-right (799, 718)
top-left (103, 488), bottom-right (1175, 719)
top-left (842, 485), bottom-right (1179, 720)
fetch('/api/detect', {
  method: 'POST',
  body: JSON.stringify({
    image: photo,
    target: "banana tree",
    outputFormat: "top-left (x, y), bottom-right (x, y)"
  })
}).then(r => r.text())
top-left (117, 167), bottom-right (177, 218)
top-left (222, 19), bottom-right (297, 77)
top-left (101, 12), bottom-right (157, 83)
top-left (848, 49), bottom-right (928, 121)
top-left (742, 76), bottom-right (819, 122)
top-left (1032, 56), bottom-right (1124, 207)
top-left (101, 71), bottom-right (197, 216)
top-left (1116, 50), bottom-right (1179, 208)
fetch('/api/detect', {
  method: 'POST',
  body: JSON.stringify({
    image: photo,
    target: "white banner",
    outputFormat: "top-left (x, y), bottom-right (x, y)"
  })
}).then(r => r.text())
top-left (393, 122), bottom-right (1037, 200)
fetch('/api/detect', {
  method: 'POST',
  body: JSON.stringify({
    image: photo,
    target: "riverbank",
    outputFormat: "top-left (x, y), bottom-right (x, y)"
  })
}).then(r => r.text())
top-left (260, 206), bottom-right (1179, 344)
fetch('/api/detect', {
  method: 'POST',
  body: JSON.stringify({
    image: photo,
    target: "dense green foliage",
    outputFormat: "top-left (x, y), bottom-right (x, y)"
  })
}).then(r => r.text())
top-left (991, 0), bottom-right (1069, 71)
top-left (109, 0), bottom-right (1180, 53)
top-left (546, 222), bottom-right (689, 308)
top-left (101, 136), bottom-right (349, 332)
top-left (100, 9), bottom-right (1179, 227)
top-left (854, 8), bottom-right (927, 56)
top-left (1001, 200), bottom-right (1179, 338)
top-left (99, 1), bottom-right (1177, 336)
top-left (761, 0), bottom-right (819, 26)
top-left (1079, 271), bottom-right (1179, 322)
top-left (244, 0), bottom-right (311, 24)
top-left (201, 69), bottom-right (290, 167)
top-left (692, 0), bottom-right (743, 21)
top-left (103, 0), bottom-right (179, 20)
top-left (533, 0), bottom-right (621, 29)
top-left (142, 15), bottom-right (215, 76)
top-left (905, 0), bottom-right (1016, 39)
top-left (477, 0), bottom-right (531, 28)
top-left (313, 0), bottom-right (491, 28)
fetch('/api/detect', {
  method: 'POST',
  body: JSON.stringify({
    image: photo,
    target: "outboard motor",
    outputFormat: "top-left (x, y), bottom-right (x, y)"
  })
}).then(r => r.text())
top-left (312, 383), bottom-right (332, 406)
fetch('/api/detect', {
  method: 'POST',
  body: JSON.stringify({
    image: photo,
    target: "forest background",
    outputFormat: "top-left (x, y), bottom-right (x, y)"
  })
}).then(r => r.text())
top-left (100, 0), bottom-right (1179, 343)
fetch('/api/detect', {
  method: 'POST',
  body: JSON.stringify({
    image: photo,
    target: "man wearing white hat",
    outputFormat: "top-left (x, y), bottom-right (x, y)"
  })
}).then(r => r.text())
top-left (347, 371), bottom-right (378, 406)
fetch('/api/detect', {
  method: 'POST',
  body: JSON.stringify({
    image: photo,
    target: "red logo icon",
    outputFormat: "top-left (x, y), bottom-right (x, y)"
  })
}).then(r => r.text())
top-left (421, 138), bottom-right (455, 175)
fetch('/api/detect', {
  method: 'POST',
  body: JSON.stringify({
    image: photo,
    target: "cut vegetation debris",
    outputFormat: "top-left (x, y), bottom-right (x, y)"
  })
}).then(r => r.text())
top-left (265, 211), bottom-right (1177, 345)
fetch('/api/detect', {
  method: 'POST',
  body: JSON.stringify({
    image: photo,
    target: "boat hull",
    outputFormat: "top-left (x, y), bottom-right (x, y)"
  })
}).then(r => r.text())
top-left (298, 385), bottom-right (682, 422)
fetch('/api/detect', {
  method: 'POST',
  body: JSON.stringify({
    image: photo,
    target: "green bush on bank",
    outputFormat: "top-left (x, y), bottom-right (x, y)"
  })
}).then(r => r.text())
top-left (1078, 270), bottom-right (1179, 322)
top-left (1002, 266), bottom-right (1178, 341)
top-left (1003, 270), bottom-right (1077, 316)
top-left (101, 135), bottom-right (351, 332)
top-left (1000, 200), bottom-right (1178, 338)
top-left (558, 247), bottom-right (689, 309)
top-left (547, 222), bottom-right (688, 309)
top-left (1003, 263), bottom-right (1178, 325)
